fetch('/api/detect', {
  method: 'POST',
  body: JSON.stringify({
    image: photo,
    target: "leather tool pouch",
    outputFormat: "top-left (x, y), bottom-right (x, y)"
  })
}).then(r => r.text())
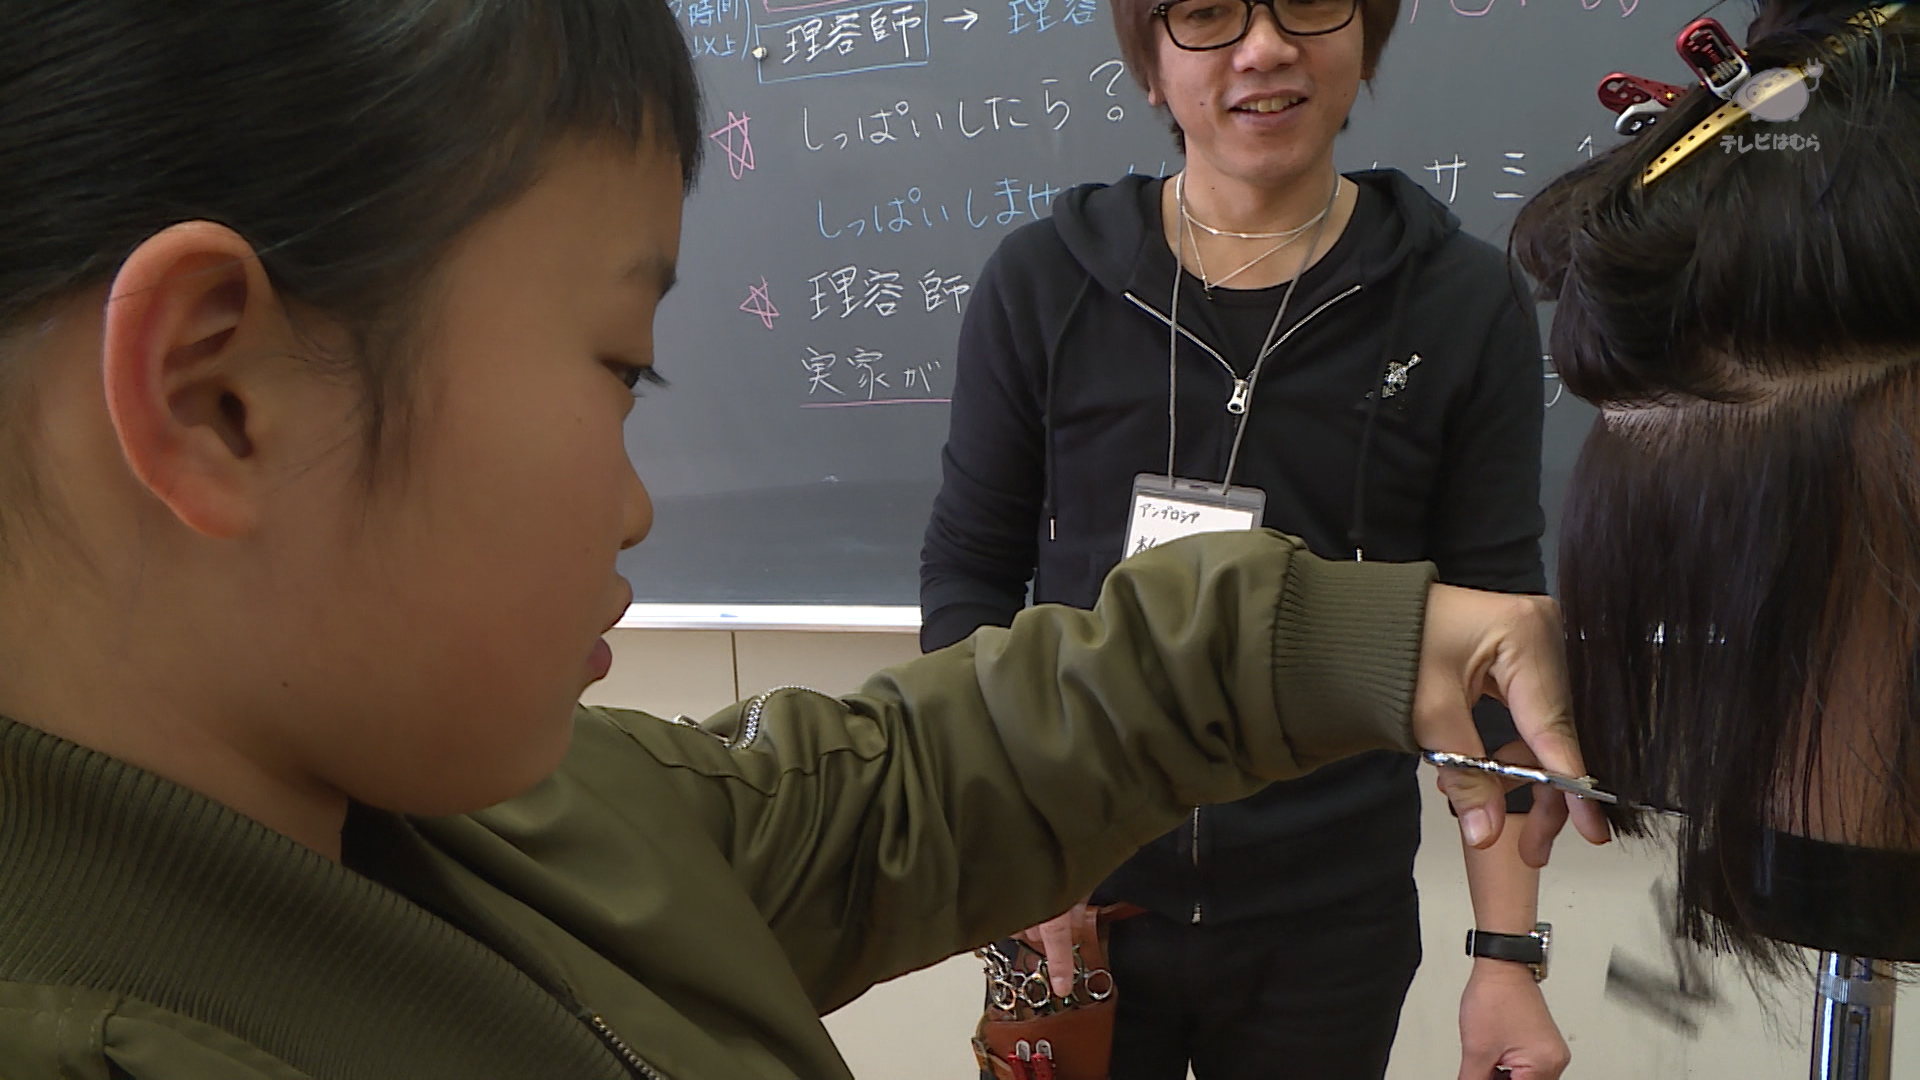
top-left (970, 903), bottom-right (1143, 1080)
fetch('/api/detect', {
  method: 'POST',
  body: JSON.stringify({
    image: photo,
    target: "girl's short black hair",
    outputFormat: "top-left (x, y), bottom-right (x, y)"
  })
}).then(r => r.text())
top-left (1514, 1), bottom-right (1920, 964)
top-left (0, 0), bottom-right (703, 477)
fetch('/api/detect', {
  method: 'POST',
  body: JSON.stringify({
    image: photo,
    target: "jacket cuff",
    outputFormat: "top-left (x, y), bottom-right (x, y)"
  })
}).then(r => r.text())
top-left (1270, 553), bottom-right (1435, 769)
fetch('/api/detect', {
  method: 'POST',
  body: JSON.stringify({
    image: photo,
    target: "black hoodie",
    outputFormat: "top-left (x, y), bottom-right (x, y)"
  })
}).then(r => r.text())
top-left (920, 170), bottom-right (1546, 924)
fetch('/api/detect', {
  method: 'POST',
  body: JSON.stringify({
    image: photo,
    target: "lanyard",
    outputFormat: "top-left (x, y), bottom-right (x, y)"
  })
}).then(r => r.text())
top-left (1165, 173), bottom-right (1342, 493)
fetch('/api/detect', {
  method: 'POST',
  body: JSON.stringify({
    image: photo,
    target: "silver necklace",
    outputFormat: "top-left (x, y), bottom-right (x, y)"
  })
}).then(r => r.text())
top-left (1163, 170), bottom-right (1342, 487)
top-left (1183, 220), bottom-right (1304, 295)
top-left (1177, 172), bottom-right (1329, 241)
top-left (1177, 172), bottom-right (1339, 296)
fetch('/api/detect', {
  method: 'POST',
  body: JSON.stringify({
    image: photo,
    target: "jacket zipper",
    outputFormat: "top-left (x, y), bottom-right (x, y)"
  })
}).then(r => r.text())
top-left (1190, 808), bottom-right (1203, 925)
top-left (670, 685), bottom-right (814, 750)
top-left (1123, 284), bottom-right (1366, 412)
top-left (737, 685), bottom-right (815, 749)
top-left (583, 1010), bottom-right (672, 1080)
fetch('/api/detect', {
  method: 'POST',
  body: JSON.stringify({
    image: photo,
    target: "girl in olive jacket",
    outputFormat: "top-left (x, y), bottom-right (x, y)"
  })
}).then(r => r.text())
top-left (0, 2), bottom-right (1601, 1078)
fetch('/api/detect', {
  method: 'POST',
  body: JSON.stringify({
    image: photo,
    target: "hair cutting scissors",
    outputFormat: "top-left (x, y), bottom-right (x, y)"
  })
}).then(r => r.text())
top-left (1422, 750), bottom-right (1685, 817)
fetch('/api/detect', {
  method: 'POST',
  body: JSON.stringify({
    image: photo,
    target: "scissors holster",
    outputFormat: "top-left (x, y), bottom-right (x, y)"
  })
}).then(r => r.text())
top-left (972, 903), bottom-right (1142, 1080)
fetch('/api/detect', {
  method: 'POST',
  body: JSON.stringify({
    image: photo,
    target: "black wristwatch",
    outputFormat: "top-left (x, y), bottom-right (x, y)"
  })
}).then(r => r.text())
top-left (1465, 922), bottom-right (1551, 983)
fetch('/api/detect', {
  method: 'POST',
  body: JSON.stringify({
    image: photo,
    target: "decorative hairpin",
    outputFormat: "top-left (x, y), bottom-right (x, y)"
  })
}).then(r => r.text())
top-left (1597, 3), bottom-right (1906, 189)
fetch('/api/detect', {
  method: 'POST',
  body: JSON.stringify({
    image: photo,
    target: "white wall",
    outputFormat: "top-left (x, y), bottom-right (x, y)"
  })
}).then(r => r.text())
top-left (586, 628), bottom-right (1916, 1079)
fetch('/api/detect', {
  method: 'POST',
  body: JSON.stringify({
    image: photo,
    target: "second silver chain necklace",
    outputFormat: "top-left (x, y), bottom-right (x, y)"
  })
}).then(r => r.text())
top-left (1176, 171), bottom-right (1336, 296)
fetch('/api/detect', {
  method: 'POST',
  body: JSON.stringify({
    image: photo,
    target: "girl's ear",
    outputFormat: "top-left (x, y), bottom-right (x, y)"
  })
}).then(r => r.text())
top-left (99, 221), bottom-right (293, 540)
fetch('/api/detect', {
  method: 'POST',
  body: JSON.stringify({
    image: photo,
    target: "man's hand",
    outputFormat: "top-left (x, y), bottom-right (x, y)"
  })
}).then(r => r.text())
top-left (1013, 900), bottom-right (1091, 998)
top-left (1414, 584), bottom-right (1612, 864)
top-left (1458, 961), bottom-right (1570, 1080)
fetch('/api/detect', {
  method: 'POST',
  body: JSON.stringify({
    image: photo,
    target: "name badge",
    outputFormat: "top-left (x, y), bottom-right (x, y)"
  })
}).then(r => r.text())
top-left (1123, 474), bottom-right (1267, 560)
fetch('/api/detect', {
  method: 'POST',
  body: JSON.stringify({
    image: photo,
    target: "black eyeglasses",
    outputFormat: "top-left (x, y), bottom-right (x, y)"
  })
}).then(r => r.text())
top-left (1150, 0), bottom-right (1359, 50)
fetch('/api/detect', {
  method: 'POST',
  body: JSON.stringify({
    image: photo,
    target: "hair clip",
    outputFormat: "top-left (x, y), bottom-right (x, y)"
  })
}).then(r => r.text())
top-left (1639, 75), bottom-right (1802, 188)
top-left (1632, 17), bottom-right (1754, 186)
top-left (1637, 3), bottom-right (1906, 189)
top-left (1843, 1), bottom-right (1906, 36)
top-left (1598, 73), bottom-right (1690, 136)
top-left (1676, 17), bottom-right (1752, 100)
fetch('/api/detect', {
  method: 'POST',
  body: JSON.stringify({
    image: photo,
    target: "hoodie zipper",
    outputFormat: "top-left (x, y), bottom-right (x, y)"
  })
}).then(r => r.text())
top-left (1123, 284), bottom-right (1365, 414)
top-left (1126, 281), bottom-right (1365, 928)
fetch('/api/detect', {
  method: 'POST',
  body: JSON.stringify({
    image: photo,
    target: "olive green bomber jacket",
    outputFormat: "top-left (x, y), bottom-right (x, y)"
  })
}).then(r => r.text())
top-left (0, 531), bottom-right (1434, 1080)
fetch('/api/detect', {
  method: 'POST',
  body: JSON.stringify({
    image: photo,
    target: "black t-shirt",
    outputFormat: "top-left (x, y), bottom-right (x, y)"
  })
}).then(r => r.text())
top-left (1195, 181), bottom-right (1394, 381)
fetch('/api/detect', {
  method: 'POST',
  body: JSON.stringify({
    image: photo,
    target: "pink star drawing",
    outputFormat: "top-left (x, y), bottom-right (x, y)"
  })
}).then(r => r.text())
top-left (708, 111), bottom-right (755, 181)
top-left (740, 276), bottom-right (779, 330)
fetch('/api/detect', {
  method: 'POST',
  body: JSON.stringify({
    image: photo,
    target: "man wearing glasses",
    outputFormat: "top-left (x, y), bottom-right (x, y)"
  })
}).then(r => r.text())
top-left (920, 1), bottom-right (1567, 1076)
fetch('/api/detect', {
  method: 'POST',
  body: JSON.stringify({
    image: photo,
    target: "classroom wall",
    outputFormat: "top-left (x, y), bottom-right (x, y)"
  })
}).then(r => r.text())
top-left (585, 628), bottom-right (1918, 1079)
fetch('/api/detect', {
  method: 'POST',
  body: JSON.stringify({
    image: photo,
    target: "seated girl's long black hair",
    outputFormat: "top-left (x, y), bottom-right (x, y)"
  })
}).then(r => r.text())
top-left (1514, 0), bottom-right (1920, 964)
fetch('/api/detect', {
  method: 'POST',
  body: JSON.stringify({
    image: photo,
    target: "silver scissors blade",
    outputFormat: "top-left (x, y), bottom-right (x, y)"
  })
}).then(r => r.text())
top-left (1422, 750), bottom-right (1688, 818)
top-left (1421, 750), bottom-right (1620, 803)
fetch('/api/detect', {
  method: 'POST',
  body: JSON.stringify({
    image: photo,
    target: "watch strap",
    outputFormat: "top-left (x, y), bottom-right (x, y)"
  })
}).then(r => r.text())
top-left (1466, 922), bottom-right (1551, 981)
top-left (1465, 929), bottom-right (1545, 965)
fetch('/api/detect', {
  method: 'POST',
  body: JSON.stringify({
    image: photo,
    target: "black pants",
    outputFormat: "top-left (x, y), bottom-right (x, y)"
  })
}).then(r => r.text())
top-left (1106, 893), bottom-right (1421, 1080)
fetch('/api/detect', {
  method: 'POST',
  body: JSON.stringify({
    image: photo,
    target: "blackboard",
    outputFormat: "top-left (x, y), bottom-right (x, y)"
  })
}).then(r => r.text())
top-left (621, 0), bottom-right (1679, 607)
